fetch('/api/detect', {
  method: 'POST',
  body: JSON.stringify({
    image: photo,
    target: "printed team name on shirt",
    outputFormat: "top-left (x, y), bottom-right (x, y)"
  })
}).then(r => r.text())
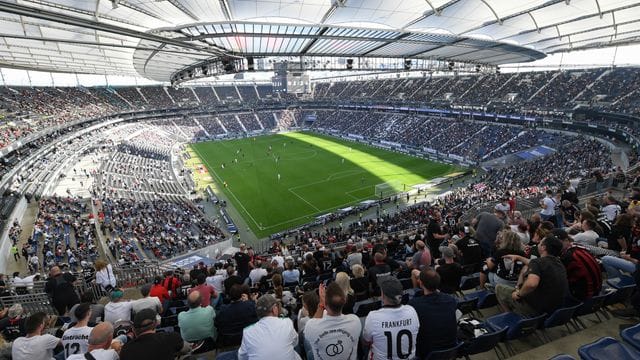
top-left (313, 328), bottom-right (357, 360)
top-left (381, 318), bottom-right (412, 329)
top-left (62, 334), bottom-right (89, 341)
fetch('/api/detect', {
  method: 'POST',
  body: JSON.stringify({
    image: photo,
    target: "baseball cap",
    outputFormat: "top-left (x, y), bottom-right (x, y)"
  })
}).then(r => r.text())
top-left (378, 276), bottom-right (403, 303)
top-left (255, 294), bottom-right (279, 317)
top-left (8, 304), bottom-right (23, 318)
top-left (133, 308), bottom-right (157, 329)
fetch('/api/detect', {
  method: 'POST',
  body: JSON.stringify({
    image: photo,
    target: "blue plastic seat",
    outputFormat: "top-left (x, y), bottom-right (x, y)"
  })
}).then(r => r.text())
top-left (548, 354), bottom-right (576, 360)
top-left (604, 284), bottom-right (636, 307)
top-left (424, 342), bottom-right (463, 360)
top-left (463, 289), bottom-right (498, 315)
top-left (459, 274), bottom-right (480, 291)
top-left (456, 296), bottom-right (479, 315)
top-left (486, 312), bottom-right (547, 355)
top-left (540, 302), bottom-right (582, 340)
top-left (578, 337), bottom-right (640, 360)
top-left (607, 276), bottom-right (636, 289)
top-left (458, 327), bottom-right (507, 359)
top-left (621, 323), bottom-right (640, 352)
top-left (573, 292), bottom-right (610, 328)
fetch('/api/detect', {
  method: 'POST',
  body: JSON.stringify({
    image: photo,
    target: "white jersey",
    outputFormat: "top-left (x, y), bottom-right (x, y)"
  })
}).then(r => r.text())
top-left (363, 305), bottom-right (419, 360)
top-left (67, 349), bottom-right (119, 360)
top-left (61, 326), bottom-right (92, 358)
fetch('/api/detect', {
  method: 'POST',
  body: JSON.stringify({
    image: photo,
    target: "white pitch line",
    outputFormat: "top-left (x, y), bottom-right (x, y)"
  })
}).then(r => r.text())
top-left (288, 188), bottom-right (321, 212)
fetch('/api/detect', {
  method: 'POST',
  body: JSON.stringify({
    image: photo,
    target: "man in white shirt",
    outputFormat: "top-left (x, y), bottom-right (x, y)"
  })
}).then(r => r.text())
top-left (248, 260), bottom-right (268, 287)
top-left (363, 277), bottom-right (419, 360)
top-left (104, 289), bottom-right (133, 323)
top-left (62, 303), bottom-right (93, 358)
top-left (12, 312), bottom-right (60, 360)
top-left (67, 322), bottom-right (121, 360)
top-left (237, 294), bottom-right (300, 360)
top-left (601, 196), bottom-right (622, 222)
top-left (272, 252), bottom-right (285, 269)
top-left (571, 219), bottom-right (601, 247)
top-left (304, 282), bottom-right (362, 360)
top-left (131, 284), bottom-right (163, 316)
top-left (540, 190), bottom-right (556, 223)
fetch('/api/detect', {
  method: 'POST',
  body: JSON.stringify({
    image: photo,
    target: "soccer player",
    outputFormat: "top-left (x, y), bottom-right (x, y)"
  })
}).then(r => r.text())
top-left (363, 276), bottom-right (419, 360)
top-left (277, 174), bottom-right (281, 182)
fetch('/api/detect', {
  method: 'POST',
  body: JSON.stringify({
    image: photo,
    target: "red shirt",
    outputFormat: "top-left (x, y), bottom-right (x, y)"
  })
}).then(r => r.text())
top-left (150, 284), bottom-right (170, 303)
top-left (162, 276), bottom-right (182, 299)
top-left (188, 284), bottom-right (217, 307)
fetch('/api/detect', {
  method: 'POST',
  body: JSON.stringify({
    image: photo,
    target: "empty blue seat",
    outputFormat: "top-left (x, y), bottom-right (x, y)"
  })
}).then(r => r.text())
top-left (621, 323), bottom-right (640, 352)
top-left (548, 354), bottom-right (576, 360)
top-left (578, 337), bottom-right (640, 360)
top-left (458, 327), bottom-right (507, 359)
top-left (424, 342), bottom-right (463, 360)
top-left (607, 276), bottom-right (636, 289)
top-left (486, 312), bottom-right (547, 355)
top-left (573, 292), bottom-right (610, 328)
top-left (540, 301), bottom-right (582, 340)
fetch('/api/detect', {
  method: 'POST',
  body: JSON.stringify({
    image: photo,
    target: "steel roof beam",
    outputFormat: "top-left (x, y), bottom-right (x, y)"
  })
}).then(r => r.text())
top-left (479, 0), bottom-right (502, 25)
top-left (167, 0), bottom-right (200, 21)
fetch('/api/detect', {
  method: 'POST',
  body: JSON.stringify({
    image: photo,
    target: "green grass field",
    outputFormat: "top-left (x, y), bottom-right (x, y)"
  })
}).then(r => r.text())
top-left (190, 132), bottom-right (461, 237)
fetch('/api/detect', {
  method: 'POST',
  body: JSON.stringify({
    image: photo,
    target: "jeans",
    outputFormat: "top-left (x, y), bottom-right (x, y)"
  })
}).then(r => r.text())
top-left (601, 255), bottom-right (637, 279)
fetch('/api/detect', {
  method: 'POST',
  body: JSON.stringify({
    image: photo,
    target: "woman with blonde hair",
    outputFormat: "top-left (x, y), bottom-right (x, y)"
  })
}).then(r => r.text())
top-left (480, 230), bottom-right (526, 289)
top-left (350, 264), bottom-right (369, 301)
top-left (94, 259), bottom-right (116, 293)
top-left (334, 272), bottom-right (355, 314)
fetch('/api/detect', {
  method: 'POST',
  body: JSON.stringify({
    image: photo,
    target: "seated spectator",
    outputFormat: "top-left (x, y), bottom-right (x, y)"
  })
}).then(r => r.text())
top-left (150, 276), bottom-right (170, 305)
top-left (44, 266), bottom-right (80, 315)
top-left (248, 260), bottom-right (267, 287)
top-left (480, 230), bottom-right (526, 289)
top-left (132, 284), bottom-right (163, 315)
top-left (215, 284), bottom-right (258, 341)
top-left (350, 264), bottom-right (369, 301)
top-left (0, 304), bottom-right (25, 341)
top-left (12, 312), bottom-right (60, 360)
top-left (454, 227), bottom-right (482, 268)
top-left (369, 252), bottom-right (392, 295)
top-left (497, 236), bottom-right (569, 316)
top-left (66, 322), bottom-right (121, 360)
top-left (334, 272), bottom-right (355, 315)
top-left (346, 245), bottom-right (363, 267)
top-left (557, 229), bottom-right (602, 300)
top-left (607, 214), bottom-right (633, 252)
top-left (223, 266), bottom-right (243, 295)
top-left (363, 276), bottom-right (419, 360)
top-left (303, 283), bottom-right (361, 360)
top-left (188, 273), bottom-right (217, 308)
top-left (411, 240), bottom-right (431, 270)
top-left (271, 274), bottom-right (295, 310)
top-left (238, 294), bottom-right (300, 360)
top-left (120, 309), bottom-right (189, 360)
top-left (178, 291), bottom-right (216, 354)
top-left (282, 262), bottom-right (300, 286)
top-left (61, 303), bottom-right (92, 358)
top-left (601, 196), bottom-right (622, 222)
top-left (408, 269), bottom-right (458, 358)
top-left (297, 290), bottom-right (319, 335)
top-left (435, 247), bottom-right (463, 294)
top-left (571, 219), bottom-right (600, 246)
top-left (69, 292), bottom-right (104, 325)
top-left (104, 289), bottom-right (133, 323)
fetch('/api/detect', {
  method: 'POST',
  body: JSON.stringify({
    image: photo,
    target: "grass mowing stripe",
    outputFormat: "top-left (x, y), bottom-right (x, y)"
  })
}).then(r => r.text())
top-left (190, 132), bottom-right (462, 237)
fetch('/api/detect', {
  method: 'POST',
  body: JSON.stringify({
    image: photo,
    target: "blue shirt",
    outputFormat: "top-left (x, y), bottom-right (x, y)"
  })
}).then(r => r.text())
top-left (408, 292), bottom-right (458, 358)
top-left (282, 269), bottom-right (300, 284)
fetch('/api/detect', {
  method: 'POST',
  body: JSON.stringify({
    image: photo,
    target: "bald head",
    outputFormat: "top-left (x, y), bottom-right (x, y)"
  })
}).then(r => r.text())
top-left (88, 322), bottom-right (114, 348)
top-left (50, 266), bottom-right (61, 277)
top-left (187, 290), bottom-right (201, 309)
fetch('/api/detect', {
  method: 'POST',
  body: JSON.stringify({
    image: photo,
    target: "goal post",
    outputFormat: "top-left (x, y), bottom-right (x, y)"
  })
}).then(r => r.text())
top-left (374, 179), bottom-right (403, 198)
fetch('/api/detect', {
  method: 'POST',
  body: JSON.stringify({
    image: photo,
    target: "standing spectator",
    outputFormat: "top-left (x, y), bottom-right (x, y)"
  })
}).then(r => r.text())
top-left (104, 289), bottom-right (133, 323)
top-left (363, 276), bottom-right (419, 360)
top-left (94, 260), bottom-right (116, 293)
top-left (61, 303), bottom-right (93, 358)
top-left (207, 264), bottom-right (228, 295)
top-left (454, 226), bottom-right (482, 268)
top-left (188, 273), bottom-right (217, 308)
top-left (150, 276), bottom-right (170, 305)
top-left (11, 245), bottom-right (19, 262)
top-left (44, 266), bottom-right (80, 315)
top-left (223, 266), bottom-right (243, 295)
top-left (497, 236), bottom-right (569, 316)
top-left (161, 271), bottom-right (182, 300)
top-left (234, 244), bottom-right (251, 280)
top-left (178, 291), bottom-right (216, 354)
top-left (426, 212), bottom-right (448, 258)
top-left (540, 190), bottom-right (556, 224)
top-left (120, 309), bottom-right (189, 360)
top-left (66, 322), bottom-right (121, 360)
top-left (12, 312), bottom-right (60, 360)
top-left (473, 212), bottom-right (505, 257)
top-left (303, 283), bottom-right (361, 360)
top-left (408, 269), bottom-right (458, 359)
top-left (238, 294), bottom-right (300, 360)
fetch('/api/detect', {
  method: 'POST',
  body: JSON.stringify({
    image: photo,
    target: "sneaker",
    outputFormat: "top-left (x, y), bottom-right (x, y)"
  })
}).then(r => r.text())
top-left (611, 308), bottom-right (639, 318)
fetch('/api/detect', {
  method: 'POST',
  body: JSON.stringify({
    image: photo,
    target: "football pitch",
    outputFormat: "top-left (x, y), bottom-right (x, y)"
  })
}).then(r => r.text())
top-left (190, 132), bottom-right (461, 237)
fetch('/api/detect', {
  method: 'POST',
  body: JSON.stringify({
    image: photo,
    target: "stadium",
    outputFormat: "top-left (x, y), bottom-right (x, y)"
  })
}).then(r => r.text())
top-left (0, 0), bottom-right (640, 359)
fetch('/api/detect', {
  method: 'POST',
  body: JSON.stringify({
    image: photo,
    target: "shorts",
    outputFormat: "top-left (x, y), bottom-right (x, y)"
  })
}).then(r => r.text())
top-left (495, 284), bottom-right (538, 317)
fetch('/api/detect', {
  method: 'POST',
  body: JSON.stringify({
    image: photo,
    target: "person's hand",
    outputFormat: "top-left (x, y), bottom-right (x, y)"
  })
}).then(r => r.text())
top-left (240, 293), bottom-right (249, 301)
top-left (110, 340), bottom-right (123, 353)
top-left (511, 290), bottom-right (520, 302)
top-left (502, 254), bottom-right (518, 262)
top-left (250, 292), bottom-right (259, 301)
top-left (318, 283), bottom-right (326, 307)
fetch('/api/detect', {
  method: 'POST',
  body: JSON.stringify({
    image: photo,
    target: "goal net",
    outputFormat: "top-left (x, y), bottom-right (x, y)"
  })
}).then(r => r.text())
top-left (374, 179), bottom-right (403, 198)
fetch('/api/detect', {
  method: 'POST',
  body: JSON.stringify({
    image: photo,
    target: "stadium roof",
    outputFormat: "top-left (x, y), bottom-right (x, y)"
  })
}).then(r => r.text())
top-left (1, 0), bottom-right (640, 82)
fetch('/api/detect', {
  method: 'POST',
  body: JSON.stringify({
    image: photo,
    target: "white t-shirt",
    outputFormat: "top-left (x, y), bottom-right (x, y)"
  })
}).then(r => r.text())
top-left (238, 316), bottom-right (300, 360)
top-left (572, 230), bottom-right (600, 247)
top-left (12, 334), bottom-right (59, 360)
top-left (67, 349), bottom-right (119, 360)
top-left (304, 314), bottom-right (362, 360)
top-left (602, 204), bottom-right (622, 222)
top-left (104, 301), bottom-right (133, 323)
top-left (272, 255), bottom-right (285, 268)
top-left (248, 268), bottom-right (267, 286)
top-left (131, 297), bottom-right (162, 315)
top-left (206, 274), bottom-right (226, 294)
top-left (541, 197), bottom-right (555, 216)
top-left (495, 203), bottom-right (510, 213)
top-left (62, 326), bottom-right (92, 358)
top-left (363, 305), bottom-right (419, 360)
